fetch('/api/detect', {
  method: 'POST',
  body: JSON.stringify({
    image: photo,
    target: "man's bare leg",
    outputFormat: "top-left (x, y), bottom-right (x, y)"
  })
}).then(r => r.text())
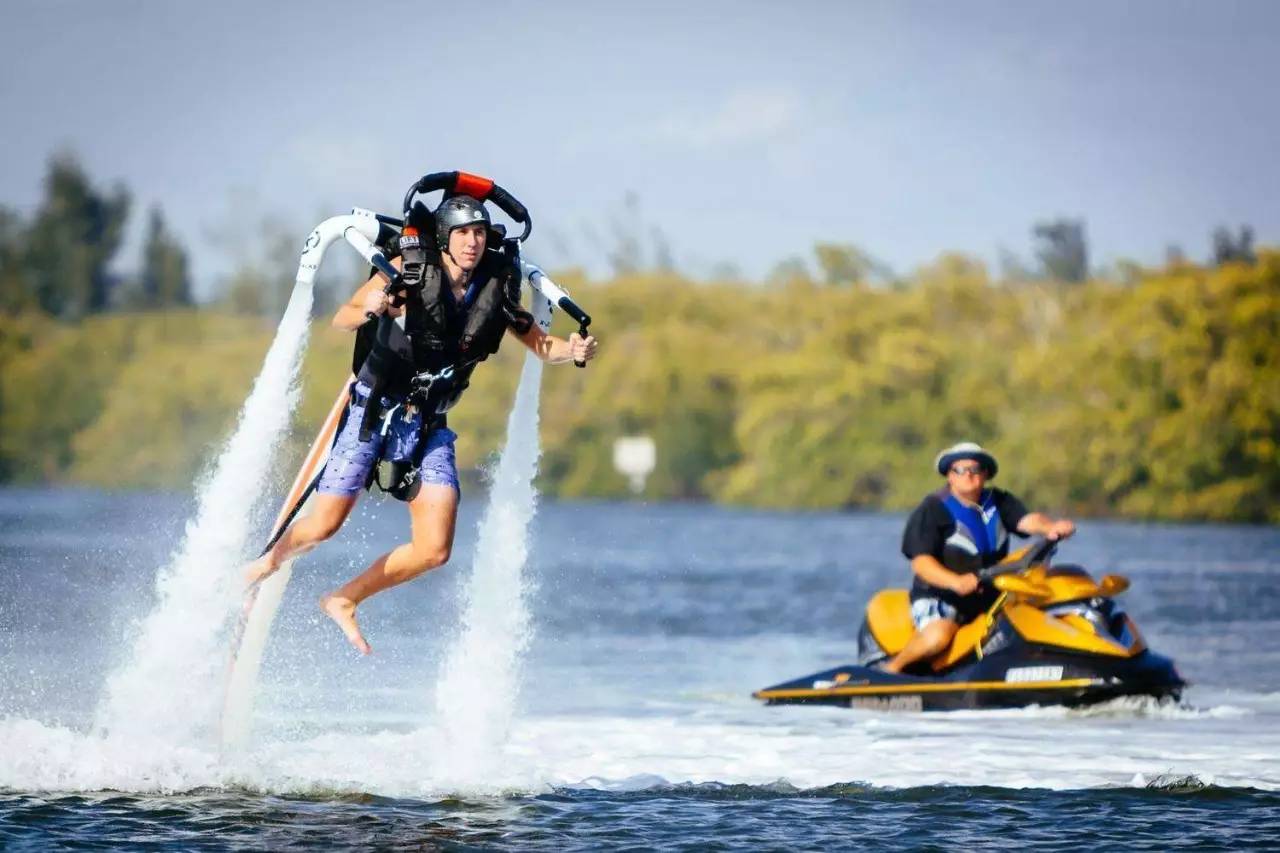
top-left (244, 493), bottom-right (359, 585)
top-left (321, 484), bottom-right (459, 654)
top-left (883, 619), bottom-right (959, 674)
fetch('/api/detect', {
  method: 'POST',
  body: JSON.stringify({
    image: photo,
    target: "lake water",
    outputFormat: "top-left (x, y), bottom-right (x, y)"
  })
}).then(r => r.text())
top-left (2, 487), bottom-right (1278, 849)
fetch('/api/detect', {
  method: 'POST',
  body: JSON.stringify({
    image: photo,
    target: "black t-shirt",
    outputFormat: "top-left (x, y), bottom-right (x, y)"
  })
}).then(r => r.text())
top-left (901, 488), bottom-right (1030, 602)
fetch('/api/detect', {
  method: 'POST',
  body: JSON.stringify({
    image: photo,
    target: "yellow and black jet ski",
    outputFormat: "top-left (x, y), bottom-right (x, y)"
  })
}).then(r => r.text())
top-left (753, 538), bottom-right (1185, 711)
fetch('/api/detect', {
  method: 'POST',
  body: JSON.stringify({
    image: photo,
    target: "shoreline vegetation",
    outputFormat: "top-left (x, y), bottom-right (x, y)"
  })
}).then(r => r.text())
top-left (1, 156), bottom-right (1276, 522)
top-left (1, 253), bottom-right (1275, 523)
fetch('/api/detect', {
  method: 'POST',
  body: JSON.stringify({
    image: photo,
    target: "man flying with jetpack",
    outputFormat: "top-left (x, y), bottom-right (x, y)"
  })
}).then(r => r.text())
top-left (245, 174), bottom-right (598, 654)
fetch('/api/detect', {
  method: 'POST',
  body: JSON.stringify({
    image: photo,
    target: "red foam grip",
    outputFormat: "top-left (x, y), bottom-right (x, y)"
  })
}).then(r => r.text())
top-left (454, 172), bottom-right (494, 200)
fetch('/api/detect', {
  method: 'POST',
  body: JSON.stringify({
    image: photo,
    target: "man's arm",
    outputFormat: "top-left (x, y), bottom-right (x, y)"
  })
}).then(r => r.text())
top-left (507, 323), bottom-right (598, 365)
top-left (902, 497), bottom-right (981, 595)
top-left (333, 257), bottom-right (405, 331)
top-left (910, 553), bottom-right (980, 595)
top-left (1016, 512), bottom-right (1076, 541)
top-left (993, 489), bottom-right (1073, 541)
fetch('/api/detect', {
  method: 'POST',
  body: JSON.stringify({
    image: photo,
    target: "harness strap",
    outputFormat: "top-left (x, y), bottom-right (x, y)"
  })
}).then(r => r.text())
top-left (379, 402), bottom-right (403, 437)
top-left (356, 374), bottom-right (390, 442)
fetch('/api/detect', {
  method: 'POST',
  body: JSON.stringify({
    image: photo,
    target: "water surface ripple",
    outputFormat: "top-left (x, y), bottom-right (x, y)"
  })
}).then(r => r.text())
top-left (2, 490), bottom-right (1278, 848)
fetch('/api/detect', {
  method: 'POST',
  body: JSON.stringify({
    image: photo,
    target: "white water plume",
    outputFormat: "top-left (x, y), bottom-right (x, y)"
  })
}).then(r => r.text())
top-left (432, 350), bottom-right (544, 781)
top-left (94, 283), bottom-right (315, 744)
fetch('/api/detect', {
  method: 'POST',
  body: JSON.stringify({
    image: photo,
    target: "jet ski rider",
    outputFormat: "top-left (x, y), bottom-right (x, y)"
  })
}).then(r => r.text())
top-left (882, 442), bottom-right (1076, 674)
top-left (245, 193), bottom-right (598, 655)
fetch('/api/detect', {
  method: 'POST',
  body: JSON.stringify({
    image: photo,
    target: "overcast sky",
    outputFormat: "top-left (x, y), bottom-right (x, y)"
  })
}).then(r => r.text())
top-left (2, 0), bottom-right (1277, 294)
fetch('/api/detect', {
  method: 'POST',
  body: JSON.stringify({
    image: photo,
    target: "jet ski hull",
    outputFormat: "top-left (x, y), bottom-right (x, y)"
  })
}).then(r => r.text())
top-left (753, 649), bottom-right (1184, 711)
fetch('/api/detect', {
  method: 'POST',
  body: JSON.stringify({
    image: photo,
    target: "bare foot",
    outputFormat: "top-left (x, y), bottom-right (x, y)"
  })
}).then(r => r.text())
top-left (243, 554), bottom-right (277, 586)
top-left (320, 594), bottom-right (371, 655)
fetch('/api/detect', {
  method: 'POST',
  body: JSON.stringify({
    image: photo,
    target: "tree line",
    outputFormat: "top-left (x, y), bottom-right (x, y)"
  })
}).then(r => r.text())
top-left (0, 155), bottom-right (192, 318)
top-left (1, 155), bottom-right (1275, 522)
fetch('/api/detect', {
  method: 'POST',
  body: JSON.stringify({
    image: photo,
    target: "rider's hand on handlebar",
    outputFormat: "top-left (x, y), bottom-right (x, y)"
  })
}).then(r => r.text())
top-left (569, 332), bottom-right (598, 364)
top-left (950, 573), bottom-right (981, 596)
top-left (363, 290), bottom-right (389, 318)
top-left (1046, 519), bottom-right (1076, 541)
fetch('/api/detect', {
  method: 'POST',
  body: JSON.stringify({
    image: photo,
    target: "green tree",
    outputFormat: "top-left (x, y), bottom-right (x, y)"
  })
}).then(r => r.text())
top-left (767, 255), bottom-right (812, 286)
top-left (1211, 225), bottom-right (1255, 267)
top-left (1034, 218), bottom-right (1088, 283)
top-left (24, 154), bottom-right (131, 319)
top-left (134, 206), bottom-right (192, 308)
top-left (0, 208), bottom-right (33, 313)
top-left (813, 242), bottom-right (889, 286)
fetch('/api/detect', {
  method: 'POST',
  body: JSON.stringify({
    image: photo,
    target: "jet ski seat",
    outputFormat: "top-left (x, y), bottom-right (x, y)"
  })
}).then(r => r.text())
top-left (865, 589), bottom-right (915, 656)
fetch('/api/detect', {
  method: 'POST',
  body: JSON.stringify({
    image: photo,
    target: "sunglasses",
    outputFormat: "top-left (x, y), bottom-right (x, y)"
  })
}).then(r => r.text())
top-left (949, 464), bottom-right (986, 477)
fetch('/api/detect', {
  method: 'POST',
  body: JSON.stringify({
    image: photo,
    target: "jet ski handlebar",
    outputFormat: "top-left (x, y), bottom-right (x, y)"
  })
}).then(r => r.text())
top-left (980, 536), bottom-right (1058, 580)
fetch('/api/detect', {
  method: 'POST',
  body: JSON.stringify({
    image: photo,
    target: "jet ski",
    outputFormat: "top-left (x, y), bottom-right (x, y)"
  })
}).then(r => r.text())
top-left (753, 538), bottom-right (1185, 711)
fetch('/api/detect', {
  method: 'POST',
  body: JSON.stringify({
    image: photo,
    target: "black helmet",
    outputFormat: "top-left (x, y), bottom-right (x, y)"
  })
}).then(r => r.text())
top-left (435, 194), bottom-right (490, 251)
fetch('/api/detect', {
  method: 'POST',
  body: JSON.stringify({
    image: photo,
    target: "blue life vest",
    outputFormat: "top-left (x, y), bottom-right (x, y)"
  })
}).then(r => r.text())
top-left (939, 487), bottom-right (1009, 573)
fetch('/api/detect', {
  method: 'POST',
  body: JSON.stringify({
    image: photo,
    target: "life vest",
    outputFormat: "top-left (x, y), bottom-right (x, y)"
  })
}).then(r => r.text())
top-left (937, 487), bottom-right (1010, 574)
top-left (351, 224), bottom-right (528, 432)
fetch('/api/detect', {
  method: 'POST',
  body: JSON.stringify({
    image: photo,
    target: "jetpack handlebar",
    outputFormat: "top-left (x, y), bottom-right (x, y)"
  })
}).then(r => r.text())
top-left (326, 210), bottom-right (405, 321)
top-left (521, 261), bottom-right (592, 368)
top-left (403, 171), bottom-right (532, 242)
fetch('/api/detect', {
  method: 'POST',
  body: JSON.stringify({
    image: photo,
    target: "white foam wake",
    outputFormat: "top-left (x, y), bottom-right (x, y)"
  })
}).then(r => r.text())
top-left (6, 695), bottom-right (1279, 796)
top-left (430, 350), bottom-right (544, 784)
top-left (94, 283), bottom-right (314, 745)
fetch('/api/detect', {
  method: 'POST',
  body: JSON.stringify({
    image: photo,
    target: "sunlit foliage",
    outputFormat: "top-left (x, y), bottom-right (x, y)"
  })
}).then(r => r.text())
top-left (1, 251), bottom-right (1274, 522)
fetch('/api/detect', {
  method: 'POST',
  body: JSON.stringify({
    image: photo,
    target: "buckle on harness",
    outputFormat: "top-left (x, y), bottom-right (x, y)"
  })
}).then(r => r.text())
top-left (410, 364), bottom-right (454, 397)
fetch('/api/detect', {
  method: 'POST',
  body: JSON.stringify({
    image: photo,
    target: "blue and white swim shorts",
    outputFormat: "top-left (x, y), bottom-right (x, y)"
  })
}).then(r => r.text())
top-left (316, 382), bottom-right (460, 496)
top-left (909, 596), bottom-right (962, 630)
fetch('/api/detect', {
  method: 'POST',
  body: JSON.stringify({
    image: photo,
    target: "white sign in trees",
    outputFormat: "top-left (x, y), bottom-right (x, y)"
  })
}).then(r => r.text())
top-left (612, 435), bottom-right (656, 494)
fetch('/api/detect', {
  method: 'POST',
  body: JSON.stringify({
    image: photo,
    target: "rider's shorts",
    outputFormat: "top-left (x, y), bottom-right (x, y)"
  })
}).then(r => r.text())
top-left (909, 584), bottom-right (999, 629)
top-left (416, 428), bottom-right (460, 492)
top-left (316, 382), bottom-right (460, 496)
top-left (910, 596), bottom-right (962, 630)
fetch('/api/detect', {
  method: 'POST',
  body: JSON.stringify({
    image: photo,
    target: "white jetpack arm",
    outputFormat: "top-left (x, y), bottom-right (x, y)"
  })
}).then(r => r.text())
top-left (298, 207), bottom-right (401, 289)
top-left (520, 260), bottom-right (593, 365)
